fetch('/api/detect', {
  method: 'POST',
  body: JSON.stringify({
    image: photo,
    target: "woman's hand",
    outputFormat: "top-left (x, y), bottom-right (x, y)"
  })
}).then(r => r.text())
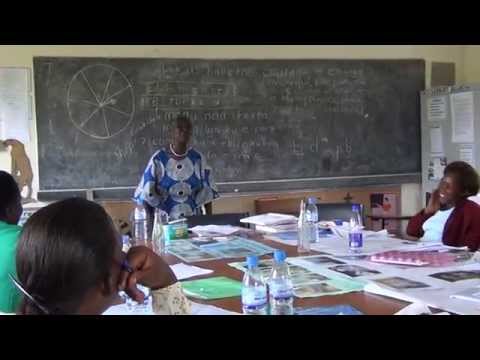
top-left (425, 189), bottom-right (441, 215)
top-left (118, 246), bottom-right (177, 303)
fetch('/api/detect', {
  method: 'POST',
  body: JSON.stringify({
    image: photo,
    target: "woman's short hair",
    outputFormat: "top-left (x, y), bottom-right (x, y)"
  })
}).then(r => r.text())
top-left (0, 171), bottom-right (20, 219)
top-left (16, 198), bottom-right (118, 314)
top-left (444, 161), bottom-right (480, 198)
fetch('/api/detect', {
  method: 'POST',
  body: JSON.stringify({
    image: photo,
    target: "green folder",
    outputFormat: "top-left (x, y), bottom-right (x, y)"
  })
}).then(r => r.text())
top-left (181, 276), bottom-right (242, 300)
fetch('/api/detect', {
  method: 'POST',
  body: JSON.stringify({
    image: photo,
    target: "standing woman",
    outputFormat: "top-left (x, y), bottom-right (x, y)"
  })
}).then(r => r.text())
top-left (134, 115), bottom-right (219, 220)
top-left (407, 161), bottom-right (480, 251)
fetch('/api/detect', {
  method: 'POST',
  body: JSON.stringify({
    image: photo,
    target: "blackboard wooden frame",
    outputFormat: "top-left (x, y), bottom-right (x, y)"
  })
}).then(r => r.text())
top-left (34, 57), bottom-right (425, 199)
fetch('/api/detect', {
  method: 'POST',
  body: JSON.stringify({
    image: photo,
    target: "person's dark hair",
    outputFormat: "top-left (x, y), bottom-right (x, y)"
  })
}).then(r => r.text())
top-left (0, 170), bottom-right (20, 220)
top-left (444, 161), bottom-right (480, 198)
top-left (174, 114), bottom-right (192, 128)
top-left (16, 198), bottom-right (118, 314)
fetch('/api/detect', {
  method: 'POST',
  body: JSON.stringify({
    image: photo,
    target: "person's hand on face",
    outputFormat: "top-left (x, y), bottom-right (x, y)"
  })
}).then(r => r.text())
top-left (426, 175), bottom-right (460, 215)
top-left (118, 246), bottom-right (177, 303)
top-left (425, 189), bottom-right (441, 215)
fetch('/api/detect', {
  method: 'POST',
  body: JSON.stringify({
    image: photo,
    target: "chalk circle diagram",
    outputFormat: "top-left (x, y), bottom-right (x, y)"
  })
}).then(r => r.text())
top-left (67, 64), bottom-right (135, 140)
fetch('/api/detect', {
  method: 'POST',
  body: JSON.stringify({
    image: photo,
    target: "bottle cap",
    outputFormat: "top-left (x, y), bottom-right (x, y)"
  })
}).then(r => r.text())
top-left (246, 255), bottom-right (258, 269)
top-left (274, 249), bottom-right (286, 263)
top-left (307, 197), bottom-right (317, 205)
top-left (352, 204), bottom-right (359, 212)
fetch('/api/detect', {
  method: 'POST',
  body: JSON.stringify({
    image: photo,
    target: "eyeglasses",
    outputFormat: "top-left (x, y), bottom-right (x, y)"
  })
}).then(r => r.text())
top-left (8, 274), bottom-right (51, 315)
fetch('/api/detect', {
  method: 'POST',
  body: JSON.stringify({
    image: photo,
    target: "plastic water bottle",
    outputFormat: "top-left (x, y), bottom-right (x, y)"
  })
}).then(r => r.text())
top-left (241, 255), bottom-right (268, 315)
top-left (305, 197), bottom-right (319, 243)
top-left (349, 204), bottom-right (363, 253)
top-left (297, 200), bottom-right (310, 253)
top-left (269, 250), bottom-right (294, 315)
top-left (133, 200), bottom-right (149, 246)
top-left (152, 208), bottom-right (169, 255)
top-left (122, 235), bottom-right (132, 253)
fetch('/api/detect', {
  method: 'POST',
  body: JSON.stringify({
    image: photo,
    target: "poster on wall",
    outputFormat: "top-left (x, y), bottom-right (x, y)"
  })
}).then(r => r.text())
top-left (427, 157), bottom-right (447, 181)
top-left (451, 92), bottom-right (475, 143)
top-left (429, 126), bottom-right (445, 155)
top-left (458, 144), bottom-right (475, 168)
top-left (0, 67), bottom-right (32, 144)
top-left (427, 96), bottom-right (447, 121)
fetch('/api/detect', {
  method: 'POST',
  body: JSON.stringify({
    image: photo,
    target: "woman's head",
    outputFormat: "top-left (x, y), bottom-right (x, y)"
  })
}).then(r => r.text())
top-left (0, 170), bottom-right (22, 225)
top-left (438, 161), bottom-right (480, 206)
top-left (16, 198), bottom-right (123, 314)
top-left (172, 115), bottom-right (192, 148)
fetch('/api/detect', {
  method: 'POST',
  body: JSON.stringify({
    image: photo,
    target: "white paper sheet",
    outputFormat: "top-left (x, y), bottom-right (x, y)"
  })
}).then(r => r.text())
top-left (103, 302), bottom-right (239, 315)
top-left (427, 96), bottom-right (447, 121)
top-left (459, 144), bottom-right (475, 167)
top-left (0, 67), bottom-right (32, 143)
top-left (451, 92), bottom-right (475, 143)
top-left (190, 302), bottom-right (240, 315)
top-left (395, 302), bottom-right (432, 315)
top-left (240, 213), bottom-right (297, 226)
top-left (190, 225), bottom-right (243, 236)
top-left (362, 262), bottom-right (480, 315)
top-left (170, 263), bottom-right (213, 280)
top-left (429, 126), bottom-right (444, 155)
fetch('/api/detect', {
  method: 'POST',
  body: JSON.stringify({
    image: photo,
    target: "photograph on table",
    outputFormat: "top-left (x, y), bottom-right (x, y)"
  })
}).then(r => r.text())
top-left (373, 277), bottom-right (431, 290)
top-left (290, 273), bottom-right (330, 284)
top-left (190, 239), bottom-right (220, 246)
top-left (201, 237), bottom-right (276, 259)
top-left (168, 249), bottom-right (220, 263)
top-left (429, 270), bottom-right (480, 282)
top-left (293, 282), bottom-right (340, 298)
top-left (229, 259), bottom-right (274, 272)
top-left (328, 264), bottom-right (381, 278)
top-left (299, 256), bottom-right (345, 266)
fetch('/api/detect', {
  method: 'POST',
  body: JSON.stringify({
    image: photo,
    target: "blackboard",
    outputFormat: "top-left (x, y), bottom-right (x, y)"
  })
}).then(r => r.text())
top-left (33, 57), bottom-right (424, 199)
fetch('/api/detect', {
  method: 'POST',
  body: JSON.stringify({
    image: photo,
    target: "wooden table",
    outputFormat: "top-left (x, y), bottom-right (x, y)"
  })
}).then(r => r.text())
top-left (163, 233), bottom-right (409, 315)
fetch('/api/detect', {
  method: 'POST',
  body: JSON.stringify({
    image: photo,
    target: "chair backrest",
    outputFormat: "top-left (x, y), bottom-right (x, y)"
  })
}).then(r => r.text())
top-left (186, 213), bottom-right (250, 228)
top-left (316, 203), bottom-right (364, 223)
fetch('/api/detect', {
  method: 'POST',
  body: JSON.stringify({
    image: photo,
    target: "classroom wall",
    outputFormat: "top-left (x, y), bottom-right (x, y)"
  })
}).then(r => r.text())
top-left (464, 46), bottom-right (480, 83)
top-left (0, 45), bottom-right (468, 215)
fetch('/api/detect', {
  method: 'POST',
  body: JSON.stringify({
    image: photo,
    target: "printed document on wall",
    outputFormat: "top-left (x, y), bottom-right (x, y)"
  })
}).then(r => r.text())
top-left (429, 126), bottom-right (444, 155)
top-left (428, 96), bottom-right (447, 121)
top-left (451, 92), bottom-right (474, 143)
top-left (459, 144), bottom-right (475, 167)
top-left (0, 67), bottom-right (31, 143)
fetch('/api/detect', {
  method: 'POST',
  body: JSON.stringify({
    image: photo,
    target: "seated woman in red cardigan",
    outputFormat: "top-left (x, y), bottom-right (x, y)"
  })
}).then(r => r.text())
top-left (407, 161), bottom-right (480, 252)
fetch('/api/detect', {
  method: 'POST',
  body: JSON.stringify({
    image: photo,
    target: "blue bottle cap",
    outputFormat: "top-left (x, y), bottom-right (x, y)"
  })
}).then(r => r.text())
top-left (274, 249), bottom-right (286, 263)
top-left (307, 197), bottom-right (317, 205)
top-left (246, 255), bottom-right (258, 269)
top-left (352, 204), bottom-right (359, 212)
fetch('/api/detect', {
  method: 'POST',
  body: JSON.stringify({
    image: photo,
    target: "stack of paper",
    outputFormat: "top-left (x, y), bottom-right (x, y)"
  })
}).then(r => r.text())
top-left (255, 223), bottom-right (298, 234)
top-left (190, 225), bottom-right (243, 237)
top-left (240, 213), bottom-right (297, 227)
